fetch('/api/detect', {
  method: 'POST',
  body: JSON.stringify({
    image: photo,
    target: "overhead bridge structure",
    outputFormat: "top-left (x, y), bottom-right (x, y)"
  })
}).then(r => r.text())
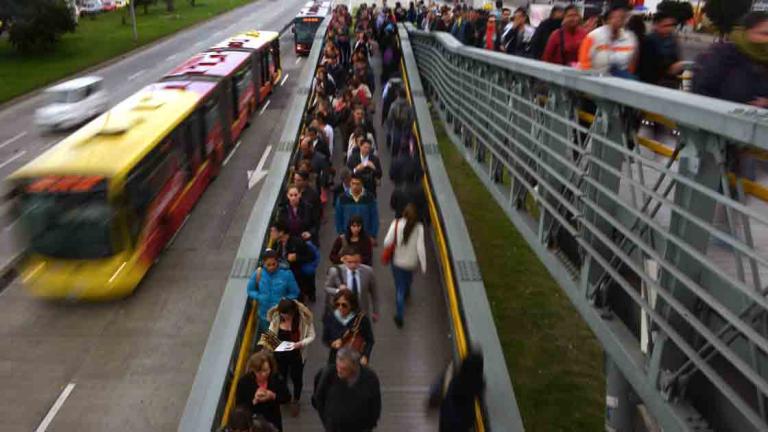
top-left (405, 22), bottom-right (768, 432)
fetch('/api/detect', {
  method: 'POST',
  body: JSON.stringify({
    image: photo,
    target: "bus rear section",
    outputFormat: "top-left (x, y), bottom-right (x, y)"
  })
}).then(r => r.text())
top-left (8, 88), bottom-right (222, 300)
top-left (293, 16), bottom-right (322, 55)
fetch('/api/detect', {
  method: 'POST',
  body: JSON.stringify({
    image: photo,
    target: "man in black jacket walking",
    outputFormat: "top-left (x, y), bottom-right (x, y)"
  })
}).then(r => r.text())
top-left (313, 348), bottom-right (381, 432)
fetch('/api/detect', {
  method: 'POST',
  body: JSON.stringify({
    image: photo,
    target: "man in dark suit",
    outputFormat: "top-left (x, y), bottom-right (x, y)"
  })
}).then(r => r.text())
top-left (347, 139), bottom-right (382, 197)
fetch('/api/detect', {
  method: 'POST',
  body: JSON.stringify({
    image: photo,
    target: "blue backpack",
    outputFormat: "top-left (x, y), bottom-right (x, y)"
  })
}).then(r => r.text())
top-left (301, 241), bottom-right (321, 276)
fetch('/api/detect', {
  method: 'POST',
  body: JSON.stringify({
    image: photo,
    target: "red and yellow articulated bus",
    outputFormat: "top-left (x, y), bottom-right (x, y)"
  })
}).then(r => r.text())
top-left (6, 31), bottom-right (282, 300)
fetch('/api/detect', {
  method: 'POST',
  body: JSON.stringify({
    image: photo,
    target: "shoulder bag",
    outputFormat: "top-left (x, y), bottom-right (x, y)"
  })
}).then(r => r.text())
top-left (380, 219), bottom-right (398, 265)
top-left (341, 312), bottom-right (367, 354)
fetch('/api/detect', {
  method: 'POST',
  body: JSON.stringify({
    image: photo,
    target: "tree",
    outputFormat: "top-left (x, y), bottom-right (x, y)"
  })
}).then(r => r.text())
top-left (703, 0), bottom-right (752, 35)
top-left (7, 0), bottom-right (76, 53)
top-left (165, 0), bottom-right (175, 12)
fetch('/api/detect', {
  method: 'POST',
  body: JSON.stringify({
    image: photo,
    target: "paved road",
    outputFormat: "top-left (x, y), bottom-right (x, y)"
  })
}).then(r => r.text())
top-left (0, 0), bottom-right (308, 279)
top-left (0, 1), bottom-right (313, 430)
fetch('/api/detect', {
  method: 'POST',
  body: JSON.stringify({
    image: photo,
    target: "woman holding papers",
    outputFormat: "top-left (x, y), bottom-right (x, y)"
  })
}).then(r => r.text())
top-left (266, 298), bottom-right (316, 417)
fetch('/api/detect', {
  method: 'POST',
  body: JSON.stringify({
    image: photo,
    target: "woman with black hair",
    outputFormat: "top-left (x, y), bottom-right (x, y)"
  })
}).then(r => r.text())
top-left (383, 203), bottom-right (426, 328)
top-left (329, 214), bottom-right (374, 266)
top-left (266, 298), bottom-right (315, 417)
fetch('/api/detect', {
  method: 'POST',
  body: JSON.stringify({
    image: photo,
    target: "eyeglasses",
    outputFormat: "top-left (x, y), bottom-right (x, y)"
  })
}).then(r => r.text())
top-left (335, 302), bottom-right (350, 308)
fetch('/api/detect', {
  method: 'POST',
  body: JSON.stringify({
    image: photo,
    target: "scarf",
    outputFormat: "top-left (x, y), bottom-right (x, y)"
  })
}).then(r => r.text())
top-left (334, 309), bottom-right (356, 326)
top-left (732, 27), bottom-right (768, 66)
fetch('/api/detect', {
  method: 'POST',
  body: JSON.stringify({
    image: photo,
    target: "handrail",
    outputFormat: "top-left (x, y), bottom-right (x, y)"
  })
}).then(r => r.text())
top-left (418, 30), bottom-right (768, 149)
top-left (407, 23), bottom-right (768, 432)
top-left (176, 17), bottom-right (330, 432)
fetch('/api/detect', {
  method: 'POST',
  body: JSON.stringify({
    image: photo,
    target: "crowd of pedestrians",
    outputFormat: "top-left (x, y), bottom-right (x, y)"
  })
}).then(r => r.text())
top-left (230, 3), bottom-right (454, 431)
top-left (408, 0), bottom-right (767, 97)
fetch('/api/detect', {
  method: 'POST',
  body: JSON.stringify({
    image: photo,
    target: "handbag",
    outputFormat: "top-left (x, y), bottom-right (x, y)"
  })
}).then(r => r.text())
top-left (258, 329), bottom-right (281, 352)
top-left (380, 219), bottom-right (398, 265)
top-left (341, 313), bottom-right (367, 354)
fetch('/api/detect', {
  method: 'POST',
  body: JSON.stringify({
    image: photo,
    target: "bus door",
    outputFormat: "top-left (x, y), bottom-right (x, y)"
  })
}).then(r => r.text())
top-left (251, 51), bottom-right (264, 105)
top-left (230, 64), bottom-right (254, 140)
top-left (259, 48), bottom-right (271, 101)
top-left (270, 40), bottom-right (281, 84)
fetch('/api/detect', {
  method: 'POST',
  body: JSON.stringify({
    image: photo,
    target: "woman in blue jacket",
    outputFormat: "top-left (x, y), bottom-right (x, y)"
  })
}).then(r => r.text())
top-left (247, 249), bottom-right (300, 332)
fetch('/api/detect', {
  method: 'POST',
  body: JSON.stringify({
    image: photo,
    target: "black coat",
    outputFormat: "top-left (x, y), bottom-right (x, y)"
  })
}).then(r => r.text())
top-left (313, 364), bottom-right (382, 432)
top-left (276, 202), bottom-right (318, 241)
top-left (389, 152), bottom-right (423, 185)
top-left (347, 153), bottom-right (382, 196)
top-left (273, 235), bottom-right (313, 273)
top-left (637, 33), bottom-right (681, 87)
top-left (390, 182), bottom-right (427, 221)
top-left (694, 43), bottom-right (768, 104)
top-left (322, 311), bottom-right (375, 361)
top-left (529, 18), bottom-right (561, 60)
top-left (236, 372), bottom-right (291, 431)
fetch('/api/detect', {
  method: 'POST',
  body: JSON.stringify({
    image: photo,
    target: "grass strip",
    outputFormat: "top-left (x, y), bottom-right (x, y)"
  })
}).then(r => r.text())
top-left (432, 112), bottom-right (605, 431)
top-left (0, 0), bottom-right (255, 104)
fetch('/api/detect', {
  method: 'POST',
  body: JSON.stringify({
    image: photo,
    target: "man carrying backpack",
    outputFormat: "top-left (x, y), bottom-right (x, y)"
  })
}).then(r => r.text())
top-left (385, 88), bottom-right (414, 157)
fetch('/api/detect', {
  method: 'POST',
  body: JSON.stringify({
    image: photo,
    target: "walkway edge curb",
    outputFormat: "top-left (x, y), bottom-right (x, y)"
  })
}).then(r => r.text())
top-left (399, 24), bottom-right (526, 432)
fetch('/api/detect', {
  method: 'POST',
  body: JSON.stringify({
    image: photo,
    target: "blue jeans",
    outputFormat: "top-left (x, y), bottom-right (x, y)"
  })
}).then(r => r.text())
top-left (392, 265), bottom-right (414, 320)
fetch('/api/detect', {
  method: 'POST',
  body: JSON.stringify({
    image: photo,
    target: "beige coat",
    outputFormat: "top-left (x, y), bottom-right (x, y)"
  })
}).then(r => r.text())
top-left (266, 300), bottom-right (316, 361)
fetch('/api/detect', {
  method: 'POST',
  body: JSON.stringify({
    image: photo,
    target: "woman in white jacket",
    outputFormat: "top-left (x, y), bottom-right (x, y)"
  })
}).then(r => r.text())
top-left (383, 204), bottom-right (426, 328)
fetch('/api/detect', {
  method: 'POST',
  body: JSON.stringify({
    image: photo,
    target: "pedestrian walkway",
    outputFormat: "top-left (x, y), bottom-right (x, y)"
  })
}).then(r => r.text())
top-left (281, 36), bottom-right (451, 432)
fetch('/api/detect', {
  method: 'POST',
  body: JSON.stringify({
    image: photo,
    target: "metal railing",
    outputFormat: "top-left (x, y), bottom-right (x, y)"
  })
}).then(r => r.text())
top-left (407, 24), bottom-right (768, 432)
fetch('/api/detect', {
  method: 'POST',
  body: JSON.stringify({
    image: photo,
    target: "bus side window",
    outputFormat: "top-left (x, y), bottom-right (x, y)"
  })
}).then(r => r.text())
top-left (203, 98), bottom-right (220, 155)
top-left (182, 115), bottom-right (203, 173)
top-left (261, 49), bottom-right (269, 85)
top-left (272, 40), bottom-right (281, 72)
top-left (124, 146), bottom-right (176, 239)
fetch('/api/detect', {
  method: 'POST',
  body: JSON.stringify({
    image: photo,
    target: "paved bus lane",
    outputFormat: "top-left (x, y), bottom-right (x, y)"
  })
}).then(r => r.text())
top-left (0, 30), bottom-right (309, 432)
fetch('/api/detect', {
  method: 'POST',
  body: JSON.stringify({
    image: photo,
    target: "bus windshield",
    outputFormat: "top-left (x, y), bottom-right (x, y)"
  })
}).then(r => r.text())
top-left (16, 184), bottom-right (115, 260)
top-left (295, 21), bottom-right (321, 44)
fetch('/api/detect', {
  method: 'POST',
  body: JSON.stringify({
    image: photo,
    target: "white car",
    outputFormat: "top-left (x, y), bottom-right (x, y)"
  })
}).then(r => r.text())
top-left (79, 0), bottom-right (103, 15)
top-left (35, 76), bottom-right (109, 132)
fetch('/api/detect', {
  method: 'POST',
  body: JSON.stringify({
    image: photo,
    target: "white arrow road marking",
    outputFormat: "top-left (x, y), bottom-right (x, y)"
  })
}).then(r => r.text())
top-left (247, 145), bottom-right (272, 190)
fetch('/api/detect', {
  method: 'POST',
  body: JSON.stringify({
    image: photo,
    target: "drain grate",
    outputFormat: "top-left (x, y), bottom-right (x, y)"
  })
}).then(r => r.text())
top-left (456, 260), bottom-right (482, 282)
top-left (230, 257), bottom-right (259, 279)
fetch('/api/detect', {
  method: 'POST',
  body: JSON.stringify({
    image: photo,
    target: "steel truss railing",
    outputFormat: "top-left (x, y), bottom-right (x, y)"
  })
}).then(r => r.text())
top-left (407, 24), bottom-right (768, 431)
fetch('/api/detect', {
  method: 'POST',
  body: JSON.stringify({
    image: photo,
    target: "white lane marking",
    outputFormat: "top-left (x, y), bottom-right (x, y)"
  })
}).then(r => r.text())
top-left (0, 131), bottom-right (27, 148)
top-left (247, 145), bottom-right (272, 189)
top-left (0, 151), bottom-right (26, 170)
top-left (222, 140), bottom-right (242, 167)
top-left (167, 215), bottom-right (191, 249)
top-left (35, 382), bottom-right (76, 432)
top-left (3, 217), bottom-right (19, 232)
top-left (258, 99), bottom-right (271, 116)
top-left (280, 73), bottom-right (289, 86)
top-left (128, 69), bottom-right (146, 81)
top-left (295, 57), bottom-right (302, 64)
top-left (0, 132), bottom-right (27, 150)
top-left (167, 53), bottom-right (178, 61)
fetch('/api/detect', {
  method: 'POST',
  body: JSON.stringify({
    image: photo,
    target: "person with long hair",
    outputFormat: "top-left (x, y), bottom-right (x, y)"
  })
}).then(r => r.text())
top-left (235, 351), bottom-right (290, 431)
top-left (383, 203), bottom-right (427, 328)
top-left (266, 298), bottom-right (315, 417)
top-left (329, 214), bottom-right (374, 266)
